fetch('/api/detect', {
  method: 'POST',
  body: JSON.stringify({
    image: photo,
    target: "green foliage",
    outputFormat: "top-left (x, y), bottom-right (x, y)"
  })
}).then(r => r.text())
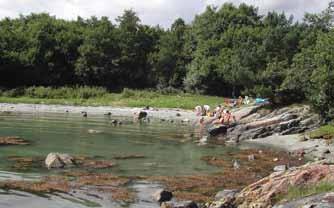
top-left (308, 125), bottom-right (334, 139)
top-left (0, 2), bottom-right (334, 116)
top-left (275, 182), bottom-right (334, 203)
top-left (6, 86), bottom-right (108, 99)
top-left (0, 88), bottom-right (223, 109)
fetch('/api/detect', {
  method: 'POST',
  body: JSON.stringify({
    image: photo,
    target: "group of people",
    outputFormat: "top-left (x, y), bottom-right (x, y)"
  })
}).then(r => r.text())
top-left (196, 104), bottom-right (236, 126)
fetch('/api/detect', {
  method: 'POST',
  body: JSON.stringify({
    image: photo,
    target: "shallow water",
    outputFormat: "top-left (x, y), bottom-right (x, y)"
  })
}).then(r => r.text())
top-left (0, 112), bottom-right (240, 176)
top-left (0, 112), bottom-right (244, 207)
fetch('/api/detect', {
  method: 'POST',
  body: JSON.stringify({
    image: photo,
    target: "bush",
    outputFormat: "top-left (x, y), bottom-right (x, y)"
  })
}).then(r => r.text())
top-left (156, 86), bottom-right (184, 95)
top-left (2, 88), bottom-right (25, 97)
top-left (1, 86), bottom-right (108, 99)
top-left (121, 88), bottom-right (136, 98)
top-left (243, 85), bottom-right (274, 99)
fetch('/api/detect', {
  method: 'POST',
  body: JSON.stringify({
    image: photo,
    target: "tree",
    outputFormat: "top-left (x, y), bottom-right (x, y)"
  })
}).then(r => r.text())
top-left (150, 18), bottom-right (188, 88)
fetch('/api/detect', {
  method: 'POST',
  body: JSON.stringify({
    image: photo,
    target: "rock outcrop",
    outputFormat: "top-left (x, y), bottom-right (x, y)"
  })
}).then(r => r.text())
top-left (210, 105), bottom-right (321, 142)
top-left (207, 162), bottom-right (334, 208)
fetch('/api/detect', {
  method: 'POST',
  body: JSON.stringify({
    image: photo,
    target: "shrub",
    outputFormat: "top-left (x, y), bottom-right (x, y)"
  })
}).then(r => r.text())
top-left (2, 88), bottom-right (25, 97)
top-left (121, 88), bottom-right (136, 98)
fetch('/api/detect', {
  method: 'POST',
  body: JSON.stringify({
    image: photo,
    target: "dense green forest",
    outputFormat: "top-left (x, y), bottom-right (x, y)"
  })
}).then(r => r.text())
top-left (0, 2), bottom-right (333, 116)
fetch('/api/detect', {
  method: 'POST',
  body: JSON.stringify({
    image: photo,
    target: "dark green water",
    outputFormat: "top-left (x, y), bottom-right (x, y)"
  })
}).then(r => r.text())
top-left (0, 112), bottom-right (241, 208)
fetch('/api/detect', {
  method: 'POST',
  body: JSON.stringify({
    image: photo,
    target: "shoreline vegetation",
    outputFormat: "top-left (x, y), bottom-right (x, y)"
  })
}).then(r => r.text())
top-left (0, 87), bottom-right (223, 109)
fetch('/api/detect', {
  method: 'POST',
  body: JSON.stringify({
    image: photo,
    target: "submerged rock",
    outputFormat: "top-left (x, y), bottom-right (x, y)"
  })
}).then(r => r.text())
top-left (0, 136), bottom-right (29, 146)
top-left (88, 129), bottom-right (103, 134)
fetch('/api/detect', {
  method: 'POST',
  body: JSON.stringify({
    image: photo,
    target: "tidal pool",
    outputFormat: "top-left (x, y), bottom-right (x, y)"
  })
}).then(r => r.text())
top-left (0, 112), bottom-right (240, 176)
top-left (0, 112), bottom-right (240, 208)
top-left (0, 112), bottom-right (303, 208)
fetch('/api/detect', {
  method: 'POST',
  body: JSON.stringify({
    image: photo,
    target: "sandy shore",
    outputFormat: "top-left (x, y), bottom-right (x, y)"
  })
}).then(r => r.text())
top-left (0, 103), bottom-right (198, 121)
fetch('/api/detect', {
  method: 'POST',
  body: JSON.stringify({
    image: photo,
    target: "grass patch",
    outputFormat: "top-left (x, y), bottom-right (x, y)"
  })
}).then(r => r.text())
top-left (275, 182), bottom-right (334, 203)
top-left (308, 125), bottom-right (334, 140)
top-left (0, 87), bottom-right (224, 109)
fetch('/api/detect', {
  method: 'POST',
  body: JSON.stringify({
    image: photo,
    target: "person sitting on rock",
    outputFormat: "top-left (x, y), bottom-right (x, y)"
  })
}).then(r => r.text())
top-left (237, 96), bottom-right (243, 107)
top-left (214, 105), bottom-right (223, 117)
top-left (211, 110), bottom-right (236, 126)
top-left (195, 105), bottom-right (202, 116)
top-left (203, 105), bottom-right (211, 116)
top-left (223, 110), bottom-right (236, 125)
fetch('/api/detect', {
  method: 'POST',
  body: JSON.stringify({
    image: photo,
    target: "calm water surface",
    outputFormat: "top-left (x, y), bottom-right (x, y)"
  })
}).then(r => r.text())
top-left (0, 112), bottom-right (240, 208)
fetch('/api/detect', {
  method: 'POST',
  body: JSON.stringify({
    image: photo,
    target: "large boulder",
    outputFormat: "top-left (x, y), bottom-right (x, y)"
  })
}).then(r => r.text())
top-left (45, 153), bottom-right (65, 169)
top-left (45, 153), bottom-right (75, 169)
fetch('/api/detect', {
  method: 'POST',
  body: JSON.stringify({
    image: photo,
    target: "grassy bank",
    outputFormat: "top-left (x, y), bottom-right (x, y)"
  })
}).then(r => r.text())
top-left (276, 182), bottom-right (334, 203)
top-left (0, 87), bottom-right (223, 109)
top-left (308, 125), bottom-right (334, 140)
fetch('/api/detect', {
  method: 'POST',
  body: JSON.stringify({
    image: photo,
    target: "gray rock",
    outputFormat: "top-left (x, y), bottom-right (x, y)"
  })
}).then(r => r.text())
top-left (273, 165), bottom-right (287, 172)
top-left (181, 119), bottom-right (190, 123)
top-left (88, 129), bottom-right (103, 134)
top-left (208, 189), bottom-right (238, 208)
top-left (161, 201), bottom-right (198, 208)
top-left (248, 154), bottom-right (255, 161)
top-left (233, 160), bottom-right (240, 169)
top-left (45, 153), bottom-right (64, 169)
top-left (215, 189), bottom-right (238, 201)
top-left (153, 189), bottom-right (173, 203)
top-left (45, 153), bottom-right (75, 169)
